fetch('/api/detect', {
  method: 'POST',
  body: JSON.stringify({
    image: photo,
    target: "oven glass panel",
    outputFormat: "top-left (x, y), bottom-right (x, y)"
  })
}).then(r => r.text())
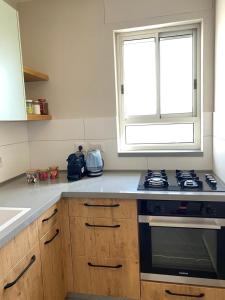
top-left (152, 227), bottom-right (217, 273)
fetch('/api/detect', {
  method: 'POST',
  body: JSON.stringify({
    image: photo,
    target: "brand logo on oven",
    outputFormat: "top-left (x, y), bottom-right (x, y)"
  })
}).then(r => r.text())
top-left (179, 271), bottom-right (189, 275)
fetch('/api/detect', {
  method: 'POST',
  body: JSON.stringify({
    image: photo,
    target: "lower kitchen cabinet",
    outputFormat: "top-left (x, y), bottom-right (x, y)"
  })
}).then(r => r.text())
top-left (69, 198), bottom-right (140, 299)
top-left (73, 256), bottom-right (140, 299)
top-left (141, 281), bottom-right (225, 300)
top-left (0, 244), bottom-right (43, 300)
top-left (39, 224), bottom-right (65, 300)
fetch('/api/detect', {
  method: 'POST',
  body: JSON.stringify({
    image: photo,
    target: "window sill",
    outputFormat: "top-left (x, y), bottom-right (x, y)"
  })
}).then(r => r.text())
top-left (118, 150), bottom-right (203, 157)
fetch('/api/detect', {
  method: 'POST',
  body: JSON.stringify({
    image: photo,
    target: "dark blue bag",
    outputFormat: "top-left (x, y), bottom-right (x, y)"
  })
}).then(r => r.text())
top-left (67, 152), bottom-right (86, 182)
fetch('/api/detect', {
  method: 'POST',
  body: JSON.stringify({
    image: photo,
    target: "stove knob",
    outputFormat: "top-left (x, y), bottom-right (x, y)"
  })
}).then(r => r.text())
top-left (210, 180), bottom-right (217, 188)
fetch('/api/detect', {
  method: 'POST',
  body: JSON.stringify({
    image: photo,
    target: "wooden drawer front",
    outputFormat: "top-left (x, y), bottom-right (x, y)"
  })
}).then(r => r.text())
top-left (68, 198), bottom-right (137, 219)
top-left (40, 224), bottom-right (65, 300)
top-left (70, 216), bottom-right (138, 259)
top-left (73, 256), bottom-right (140, 299)
top-left (0, 220), bottom-right (38, 280)
top-left (141, 281), bottom-right (225, 300)
top-left (37, 203), bottom-right (60, 239)
top-left (0, 244), bottom-right (43, 300)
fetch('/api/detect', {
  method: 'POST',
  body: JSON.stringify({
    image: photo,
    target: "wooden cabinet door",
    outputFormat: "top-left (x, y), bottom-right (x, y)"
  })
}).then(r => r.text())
top-left (40, 224), bottom-right (65, 300)
top-left (0, 0), bottom-right (26, 121)
top-left (0, 245), bottom-right (43, 300)
top-left (73, 256), bottom-right (140, 299)
top-left (141, 281), bottom-right (225, 300)
top-left (70, 216), bottom-right (139, 259)
top-left (68, 198), bottom-right (137, 219)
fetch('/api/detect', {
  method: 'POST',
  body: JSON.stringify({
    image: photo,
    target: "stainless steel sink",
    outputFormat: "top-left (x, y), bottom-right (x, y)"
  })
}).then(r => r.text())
top-left (0, 207), bottom-right (30, 232)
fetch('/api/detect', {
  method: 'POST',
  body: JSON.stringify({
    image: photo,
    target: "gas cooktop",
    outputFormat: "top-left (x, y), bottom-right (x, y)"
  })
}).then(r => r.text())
top-left (138, 170), bottom-right (225, 192)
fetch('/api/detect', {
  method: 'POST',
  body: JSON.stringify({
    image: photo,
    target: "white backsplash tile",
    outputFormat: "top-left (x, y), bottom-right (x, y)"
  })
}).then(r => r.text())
top-left (29, 140), bottom-right (85, 169)
top-left (28, 119), bottom-right (84, 141)
top-left (0, 122), bottom-right (28, 146)
top-left (213, 112), bottom-right (225, 140)
top-left (213, 137), bottom-right (225, 182)
top-left (0, 142), bottom-right (29, 183)
top-left (203, 112), bottom-right (213, 137)
top-left (147, 136), bottom-right (213, 170)
top-left (85, 139), bottom-right (147, 170)
top-left (84, 117), bottom-right (117, 140)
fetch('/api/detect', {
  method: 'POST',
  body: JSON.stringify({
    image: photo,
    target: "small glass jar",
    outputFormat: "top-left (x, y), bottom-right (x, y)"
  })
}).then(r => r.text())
top-left (38, 98), bottom-right (49, 115)
top-left (49, 166), bottom-right (59, 180)
top-left (33, 100), bottom-right (41, 114)
top-left (26, 100), bottom-right (33, 114)
top-left (38, 169), bottom-right (49, 181)
top-left (26, 170), bottom-right (38, 183)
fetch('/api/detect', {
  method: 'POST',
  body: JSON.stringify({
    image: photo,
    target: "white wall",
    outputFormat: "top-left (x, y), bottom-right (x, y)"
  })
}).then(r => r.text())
top-left (0, 0), bottom-right (29, 183)
top-left (17, 0), bottom-right (214, 171)
top-left (213, 0), bottom-right (225, 181)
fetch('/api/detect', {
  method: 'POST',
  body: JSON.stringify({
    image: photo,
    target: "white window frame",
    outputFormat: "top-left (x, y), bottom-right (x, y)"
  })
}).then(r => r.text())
top-left (114, 23), bottom-right (201, 154)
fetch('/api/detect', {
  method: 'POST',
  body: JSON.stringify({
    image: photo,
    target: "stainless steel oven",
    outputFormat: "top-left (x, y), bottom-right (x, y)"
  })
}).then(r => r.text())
top-left (139, 200), bottom-right (225, 287)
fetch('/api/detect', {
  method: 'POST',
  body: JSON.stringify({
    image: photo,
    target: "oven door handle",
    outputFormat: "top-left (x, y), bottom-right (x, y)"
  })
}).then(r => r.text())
top-left (139, 216), bottom-right (222, 230)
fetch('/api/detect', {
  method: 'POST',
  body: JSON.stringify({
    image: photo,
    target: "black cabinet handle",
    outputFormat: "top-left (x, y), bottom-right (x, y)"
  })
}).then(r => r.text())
top-left (85, 223), bottom-right (120, 228)
top-left (4, 255), bottom-right (36, 290)
top-left (88, 262), bottom-right (122, 269)
top-left (165, 290), bottom-right (205, 298)
top-left (44, 229), bottom-right (60, 245)
top-left (42, 208), bottom-right (58, 223)
top-left (84, 203), bottom-right (120, 208)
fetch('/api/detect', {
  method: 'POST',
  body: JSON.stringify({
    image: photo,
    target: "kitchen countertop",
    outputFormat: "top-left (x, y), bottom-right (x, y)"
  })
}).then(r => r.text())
top-left (0, 170), bottom-right (225, 248)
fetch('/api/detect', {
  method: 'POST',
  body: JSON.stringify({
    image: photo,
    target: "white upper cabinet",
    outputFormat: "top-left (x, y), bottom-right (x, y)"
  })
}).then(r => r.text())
top-left (0, 0), bottom-right (26, 121)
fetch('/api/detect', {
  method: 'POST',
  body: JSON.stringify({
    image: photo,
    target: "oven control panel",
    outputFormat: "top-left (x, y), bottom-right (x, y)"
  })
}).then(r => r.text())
top-left (138, 200), bottom-right (225, 218)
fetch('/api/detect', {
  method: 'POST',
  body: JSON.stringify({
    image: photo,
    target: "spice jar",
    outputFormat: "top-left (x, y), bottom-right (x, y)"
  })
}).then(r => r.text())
top-left (33, 100), bottom-right (41, 114)
top-left (49, 166), bottom-right (59, 180)
top-left (26, 100), bottom-right (33, 114)
top-left (26, 170), bottom-right (38, 183)
top-left (38, 169), bottom-right (49, 181)
top-left (38, 98), bottom-right (49, 115)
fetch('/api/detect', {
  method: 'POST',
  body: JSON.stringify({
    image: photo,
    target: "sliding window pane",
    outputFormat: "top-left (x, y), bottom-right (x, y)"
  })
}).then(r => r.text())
top-left (123, 38), bottom-right (157, 116)
top-left (125, 123), bottom-right (194, 144)
top-left (160, 35), bottom-right (193, 114)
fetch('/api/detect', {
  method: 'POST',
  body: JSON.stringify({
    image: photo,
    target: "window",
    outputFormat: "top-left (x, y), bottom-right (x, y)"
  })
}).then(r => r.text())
top-left (114, 23), bottom-right (201, 153)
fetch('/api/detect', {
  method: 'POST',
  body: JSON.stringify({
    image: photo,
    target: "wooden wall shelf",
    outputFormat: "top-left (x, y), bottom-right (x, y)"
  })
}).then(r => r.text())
top-left (27, 114), bottom-right (52, 121)
top-left (23, 66), bottom-right (49, 82)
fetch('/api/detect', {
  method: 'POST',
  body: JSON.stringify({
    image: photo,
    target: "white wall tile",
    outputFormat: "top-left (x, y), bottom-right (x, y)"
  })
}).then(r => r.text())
top-left (0, 142), bottom-right (29, 183)
top-left (0, 122), bottom-right (28, 146)
top-left (84, 117), bottom-right (117, 140)
top-left (203, 112), bottom-right (213, 137)
top-left (147, 136), bottom-right (212, 170)
top-left (28, 119), bottom-right (84, 141)
top-left (29, 140), bottom-right (85, 170)
top-left (85, 139), bottom-right (147, 170)
top-left (213, 112), bottom-right (225, 140)
top-left (213, 137), bottom-right (225, 182)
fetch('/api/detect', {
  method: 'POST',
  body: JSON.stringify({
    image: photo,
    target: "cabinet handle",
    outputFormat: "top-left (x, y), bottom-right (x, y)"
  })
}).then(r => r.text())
top-left (42, 208), bottom-right (58, 223)
top-left (165, 290), bottom-right (205, 298)
top-left (84, 203), bottom-right (120, 208)
top-left (44, 229), bottom-right (60, 245)
top-left (88, 262), bottom-right (122, 269)
top-left (85, 223), bottom-right (120, 228)
top-left (4, 255), bottom-right (36, 290)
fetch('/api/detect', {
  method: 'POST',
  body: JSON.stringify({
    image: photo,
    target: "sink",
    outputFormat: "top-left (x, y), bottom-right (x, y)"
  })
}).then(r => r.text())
top-left (0, 207), bottom-right (30, 232)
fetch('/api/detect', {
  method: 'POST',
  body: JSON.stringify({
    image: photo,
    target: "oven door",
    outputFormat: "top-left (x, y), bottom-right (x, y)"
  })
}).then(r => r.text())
top-left (139, 216), bottom-right (225, 280)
